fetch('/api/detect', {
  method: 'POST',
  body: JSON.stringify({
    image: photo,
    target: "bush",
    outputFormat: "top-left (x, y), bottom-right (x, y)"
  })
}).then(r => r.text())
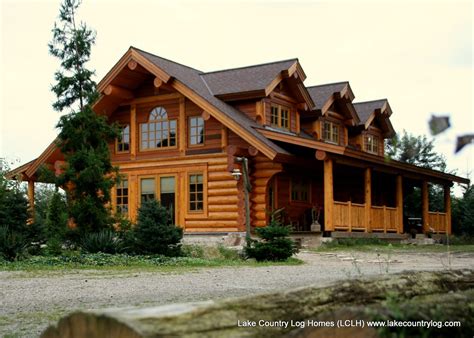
top-left (0, 226), bottom-right (27, 261)
top-left (245, 221), bottom-right (298, 261)
top-left (131, 200), bottom-right (183, 256)
top-left (81, 229), bottom-right (122, 254)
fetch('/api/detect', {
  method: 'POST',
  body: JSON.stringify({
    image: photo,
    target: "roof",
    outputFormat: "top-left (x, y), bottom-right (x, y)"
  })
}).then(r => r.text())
top-left (201, 59), bottom-right (298, 96)
top-left (306, 82), bottom-right (348, 110)
top-left (353, 99), bottom-right (388, 125)
top-left (131, 48), bottom-right (291, 157)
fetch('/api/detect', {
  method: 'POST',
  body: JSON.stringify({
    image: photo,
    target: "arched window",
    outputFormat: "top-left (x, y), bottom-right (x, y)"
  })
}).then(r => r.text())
top-left (140, 106), bottom-right (177, 150)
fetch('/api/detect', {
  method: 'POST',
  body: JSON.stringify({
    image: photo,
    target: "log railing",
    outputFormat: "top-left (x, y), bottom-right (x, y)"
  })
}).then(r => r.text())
top-left (427, 211), bottom-right (448, 233)
top-left (333, 201), bottom-right (400, 233)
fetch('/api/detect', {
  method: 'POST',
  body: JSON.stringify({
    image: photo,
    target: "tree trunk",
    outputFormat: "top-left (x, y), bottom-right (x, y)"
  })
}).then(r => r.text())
top-left (42, 270), bottom-right (474, 338)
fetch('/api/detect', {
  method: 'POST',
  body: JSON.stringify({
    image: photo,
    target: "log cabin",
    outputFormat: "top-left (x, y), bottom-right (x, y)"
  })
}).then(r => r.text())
top-left (8, 47), bottom-right (469, 236)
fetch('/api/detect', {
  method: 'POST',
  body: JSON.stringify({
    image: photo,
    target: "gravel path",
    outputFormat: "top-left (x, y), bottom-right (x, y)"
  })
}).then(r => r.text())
top-left (1, 250), bottom-right (473, 336)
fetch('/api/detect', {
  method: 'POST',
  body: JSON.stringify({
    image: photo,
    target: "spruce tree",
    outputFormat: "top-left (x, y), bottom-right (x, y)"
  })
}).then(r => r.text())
top-left (49, 0), bottom-right (118, 234)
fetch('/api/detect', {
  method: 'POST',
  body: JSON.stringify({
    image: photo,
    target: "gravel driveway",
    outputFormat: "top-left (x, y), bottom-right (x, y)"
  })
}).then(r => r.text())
top-left (1, 250), bottom-right (473, 337)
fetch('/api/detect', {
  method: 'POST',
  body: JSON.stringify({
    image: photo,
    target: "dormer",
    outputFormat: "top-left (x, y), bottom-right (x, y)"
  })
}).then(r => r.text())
top-left (350, 99), bottom-right (395, 156)
top-left (201, 59), bottom-right (314, 133)
top-left (302, 82), bottom-right (359, 146)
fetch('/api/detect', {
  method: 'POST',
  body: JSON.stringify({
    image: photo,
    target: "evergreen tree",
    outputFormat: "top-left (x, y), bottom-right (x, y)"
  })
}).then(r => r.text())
top-left (49, 0), bottom-right (118, 233)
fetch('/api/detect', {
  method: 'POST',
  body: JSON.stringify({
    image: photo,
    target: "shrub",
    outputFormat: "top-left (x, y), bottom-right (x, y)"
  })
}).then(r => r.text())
top-left (0, 226), bottom-right (27, 261)
top-left (81, 229), bottom-right (122, 254)
top-left (245, 221), bottom-right (298, 261)
top-left (132, 200), bottom-right (183, 256)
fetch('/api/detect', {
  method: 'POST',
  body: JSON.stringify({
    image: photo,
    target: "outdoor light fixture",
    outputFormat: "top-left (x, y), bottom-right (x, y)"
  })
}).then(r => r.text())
top-left (231, 168), bottom-right (242, 181)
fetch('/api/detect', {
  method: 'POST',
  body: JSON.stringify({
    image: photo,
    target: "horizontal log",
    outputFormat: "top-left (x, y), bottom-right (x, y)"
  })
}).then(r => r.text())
top-left (208, 188), bottom-right (238, 197)
top-left (253, 178), bottom-right (271, 187)
top-left (253, 211), bottom-right (267, 220)
top-left (315, 150), bottom-right (327, 161)
top-left (42, 270), bottom-right (474, 337)
top-left (250, 194), bottom-right (265, 204)
top-left (248, 146), bottom-right (259, 157)
top-left (252, 186), bottom-right (266, 194)
top-left (127, 60), bottom-right (137, 70)
top-left (184, 220), bottom-right (239, 227)
top-left (208, 195), bottom-right (239, 205)
top-left (153, 77), bottom-right (163, 88)
top-left (208, 205), bottom-right (239, 212)
top-left (208, 172), bottom-right (233, 181)
top-left (253, 220), bottom-right (267, 227)
top-left (208, 212), bottom-right (239, 220)
top-left (226, 145), bottom-right (248, 157)
top-left (252, 170), bottom-right (280, 178)
top-left (208, 181), bottom-right (237, 189)
top-left (208, 164), bottom-right (229, 172)
top-left (184, 227), bottom-right (238, 233)
top-left (251, 204), bottom-right (266, 212)
top-left (201, 110), bottom-right (211, 121)
top-left (104, 84), bottom-right (133, 99)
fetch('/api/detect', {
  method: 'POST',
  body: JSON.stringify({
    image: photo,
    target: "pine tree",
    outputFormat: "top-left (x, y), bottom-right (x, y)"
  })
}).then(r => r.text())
top-left (49, 0), bottom-right (118, 234)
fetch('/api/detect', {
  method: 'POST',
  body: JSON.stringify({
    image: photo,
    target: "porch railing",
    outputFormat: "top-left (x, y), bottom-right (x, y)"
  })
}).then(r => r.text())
top-left (427, 211), bottom-right (448, 233)
top-left (333, 201), bottom-right (400, 233)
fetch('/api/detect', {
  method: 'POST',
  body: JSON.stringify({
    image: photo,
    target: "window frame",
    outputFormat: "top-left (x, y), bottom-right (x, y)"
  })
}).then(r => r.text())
top-left (290, 177), bottom-right (310, 203)
top-left (116, 178), bottom-right (129, 216)
top-left (188, 116), bottom-right (205, 147)
top-left (322, 120), bottom-right (340, 144)
top-left (116, 124), bottom-right (130, 154)
top-left (270, 104), bottom-right (291, 130)
top-left (139, 106), bottom-right (178, 151)
top-left (188, 172), bottom-right (205, 213)
top-left (365, 134), bottom-right (379, 155)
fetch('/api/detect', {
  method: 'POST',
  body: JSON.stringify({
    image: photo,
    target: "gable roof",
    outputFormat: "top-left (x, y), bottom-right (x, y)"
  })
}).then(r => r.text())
top-left (307, 82), bottom-right (349, 111)
top-left (353, 99), bottom-right (395, 137)
top-left (201, 59), bottom-right (298, 97)
top-left (353, 99), bottom-right (388, 125)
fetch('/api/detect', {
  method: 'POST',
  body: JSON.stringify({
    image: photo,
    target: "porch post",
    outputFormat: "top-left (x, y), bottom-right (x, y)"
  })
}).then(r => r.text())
top-left (27, 180), bottom-right (35, 222)
top-left (364, 168), bottom-right (371, 233)
top-left (130, 104), bottom-right (137, 160)
top-left (444, 184), bottom-right (452, 235)
top-left (324, 158), bottom-right (334, 231)
top-left (396, 175), bottom-right (403, 234)
top-left (422, 180), bottom-right (429, 233)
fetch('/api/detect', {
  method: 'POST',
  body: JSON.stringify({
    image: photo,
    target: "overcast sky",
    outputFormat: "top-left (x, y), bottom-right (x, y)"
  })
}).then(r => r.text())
top-left (0, 0), bottom-right (472, 186)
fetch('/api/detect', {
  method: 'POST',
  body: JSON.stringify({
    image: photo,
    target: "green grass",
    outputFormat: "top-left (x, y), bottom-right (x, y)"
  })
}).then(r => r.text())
top-left (315, 238), bottom-right (474, 253)
top-left (0, 245), bottom-right (302, 272)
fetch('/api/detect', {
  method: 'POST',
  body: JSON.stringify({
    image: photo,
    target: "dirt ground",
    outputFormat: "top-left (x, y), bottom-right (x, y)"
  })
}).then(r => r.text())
top-left (1, 250), bottom-right (473, 337)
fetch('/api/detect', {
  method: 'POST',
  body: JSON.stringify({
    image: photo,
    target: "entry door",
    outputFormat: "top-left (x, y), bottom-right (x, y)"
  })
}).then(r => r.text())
top-left (160, 176), bottom-right (176, 223)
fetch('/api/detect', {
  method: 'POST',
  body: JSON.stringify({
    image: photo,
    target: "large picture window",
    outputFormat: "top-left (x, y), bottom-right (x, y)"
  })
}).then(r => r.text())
top-left (189, 173), bottom-right (204, 212)
top-left (140, 178), bottom-right (155, 203)
top-left (270, 105), bottom-right (290, 130)
top-left (116, 125), bottom-right (130, 153)
top-left (116, 179), bottom-right (129, 215)
top-left (322, 121), bottom-right (339, 144)
top-left (189, 116), bottom-right (204, 145)
top-left (140, 107), bottom-right (177, 150)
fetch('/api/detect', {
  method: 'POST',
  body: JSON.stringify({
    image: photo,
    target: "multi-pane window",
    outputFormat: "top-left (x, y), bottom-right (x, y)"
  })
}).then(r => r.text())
top-left (365, 135), bottom-right (379, 154)
top-left (116, 179), bottom-right (129, 215)
top-left (189, 174), bottom-right (204, 211)
top-left (117, 125), bottom-right (130, 153)
top-left (291, 178), bottom-right (309, 202)
top-left (270, 105), bottom-right (290, 130)
top-left (189, 116), bottom-right (204, 145)
top-left (323, 121), bottom-right (339, 144)
top-left (140, 178), bottom-right (155, 203)
top-left (140, 107), bottom-right (177, 150)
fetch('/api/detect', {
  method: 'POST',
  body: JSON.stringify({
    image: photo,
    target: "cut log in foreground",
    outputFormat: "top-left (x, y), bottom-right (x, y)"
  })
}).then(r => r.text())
top-left (42, 270), bottom-right (474, 338)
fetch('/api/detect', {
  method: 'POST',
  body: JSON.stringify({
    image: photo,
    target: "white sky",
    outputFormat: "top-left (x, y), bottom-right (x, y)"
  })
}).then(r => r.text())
top-left (0, 0), bottom-right (472, 185)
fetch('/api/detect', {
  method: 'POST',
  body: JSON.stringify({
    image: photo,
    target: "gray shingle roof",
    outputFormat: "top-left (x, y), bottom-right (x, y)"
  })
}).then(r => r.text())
top-left (306, 82), bottom-right (348, 110)
top-left (201, 59), bottom-right (298, 96)
top-left (353, 99), bottom-right (387, 125)
top-left (134, 48), bottom-right (290, 155)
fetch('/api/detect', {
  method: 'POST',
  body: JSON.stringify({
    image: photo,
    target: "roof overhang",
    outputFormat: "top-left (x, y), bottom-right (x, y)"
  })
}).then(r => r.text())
top-left (364, 101), bottom-right (395, 138)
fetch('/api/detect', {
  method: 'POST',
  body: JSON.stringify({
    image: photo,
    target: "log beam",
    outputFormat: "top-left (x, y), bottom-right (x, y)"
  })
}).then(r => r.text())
top-left (201, 110), bottom-right (211, 121)
top-left (153, 77), bottom-right (163, 88)
top-left (324, 158), bottom-right (334, 231)
top-left (364, 168), bottom-right (371, 233)
top-left (130, 104), bottom-right (136, 159)
top-left (315, 150), bottom-right (326, 161)
top-left (127, 60), bottom-right (137, 70)
top-left (248, 146), bottom-right (258, 157)
top-left (104, 84), bottom-right (133, 100)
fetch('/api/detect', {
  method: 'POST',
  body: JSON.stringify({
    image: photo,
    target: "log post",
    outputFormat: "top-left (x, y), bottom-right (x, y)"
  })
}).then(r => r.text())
top-left (364, 167), bottom-right (371, 233)
top-left (396, 175), bottom-right (403, 234)
top-left (444, 184), bottom-right (452, 235)
top-left (179, 97), bottom-right (186, 154)
top-left (130, 104), bottom-right (136, 160)
top-left (422, 180), bottom-right (429, 233)
top-left (324, 159), bottom-right (334, 231)
top-left (348, 200), bottom-right (352, 232)
top-left (221, 126), bottom-right (228, 151)
top-left (27, 180), bottom-right (35, 222)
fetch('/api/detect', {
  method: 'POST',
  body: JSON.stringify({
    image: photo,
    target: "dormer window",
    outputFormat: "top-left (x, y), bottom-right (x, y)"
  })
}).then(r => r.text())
top-left (270, 105), bottom-right (290, 130)
top-left (116, 125), bottom-right (130, 153)
top-left (322, 121), bottom-right (339, 144)
top-left (140, 107), bottom-right (177, 150)
top-left (365, 134), bottom-right (379, 154)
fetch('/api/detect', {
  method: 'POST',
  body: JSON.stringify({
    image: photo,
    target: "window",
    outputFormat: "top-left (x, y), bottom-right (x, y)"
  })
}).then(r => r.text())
top-left (189, 116), bottom-right (204, 145)
top-left (270, 105), bottom-right (290, 130)
top-left (140, 107), bottom-right (177, 150)
top-left (365, 135), bottom-right (379, 154)
top-left (140, 178), bottom-right (155, 203)
top-left (116, 125), bottom-right (130, 153)
top-left (116, 179), bottom-right (128, 215)
top-left (291, 178), bottom-right (309, 202)
top-left (189, 174), bottom-right (204, 211)
top-left (322, 121), bottom-right (339, 144)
